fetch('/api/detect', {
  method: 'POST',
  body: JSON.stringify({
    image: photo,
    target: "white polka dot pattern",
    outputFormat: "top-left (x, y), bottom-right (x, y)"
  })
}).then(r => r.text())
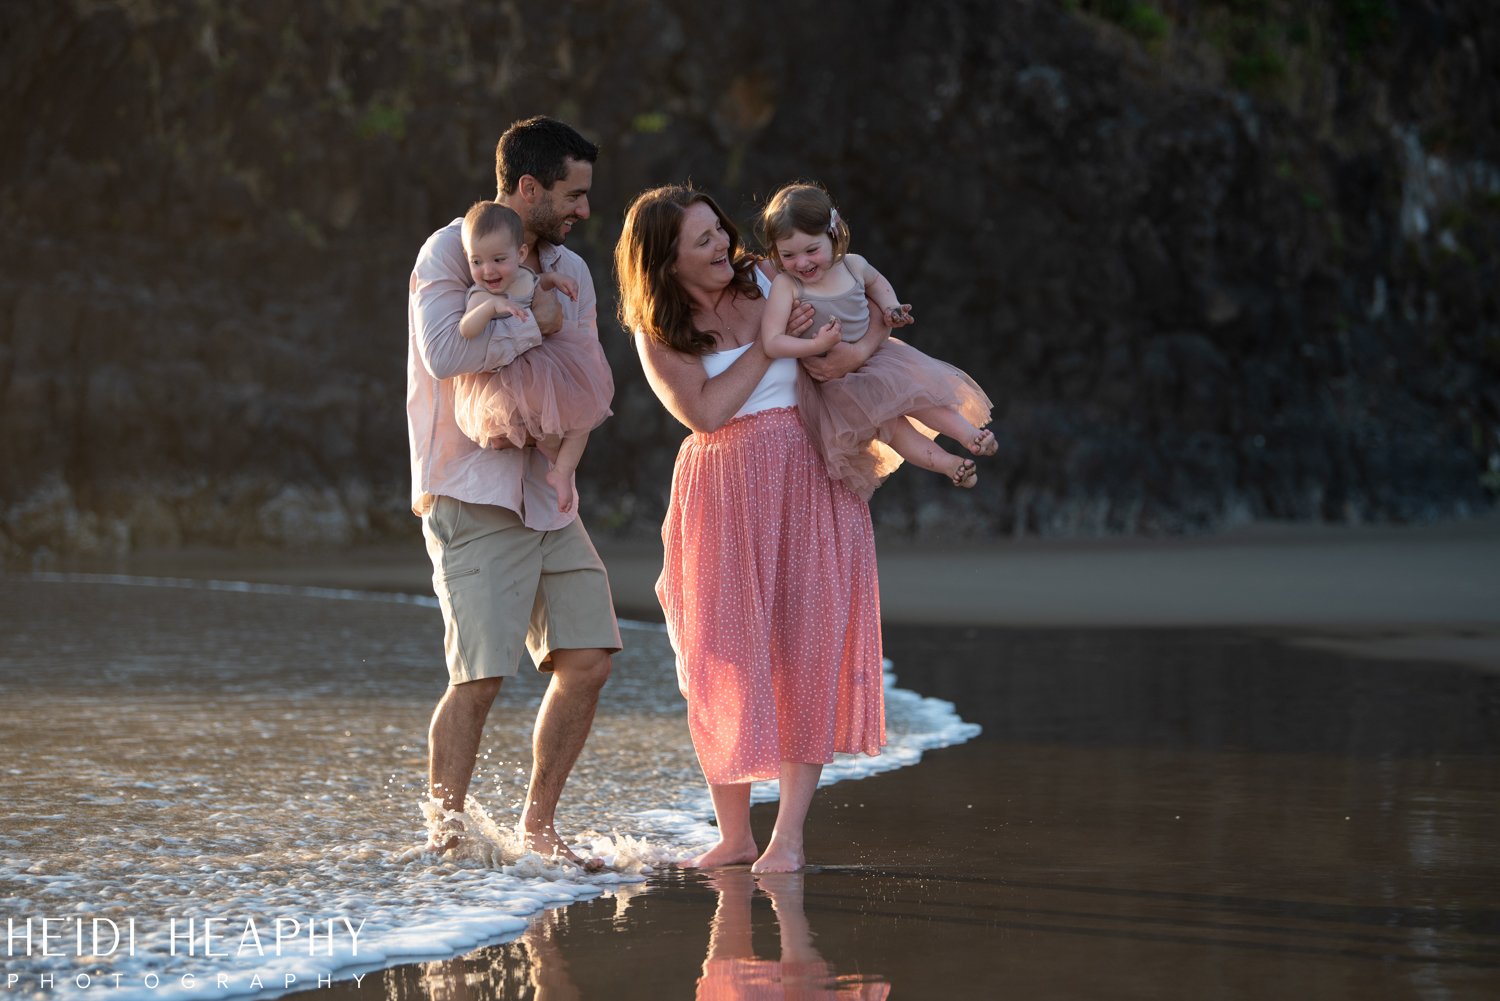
top-left (656, 406), bottom-right (887, 785)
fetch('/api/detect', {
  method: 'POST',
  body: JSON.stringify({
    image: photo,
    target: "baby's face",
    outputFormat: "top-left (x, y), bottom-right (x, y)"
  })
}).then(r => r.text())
top-left (775, 229), bottom-right (835, 286)
top-left (465, 229), bottom-right (521, 293)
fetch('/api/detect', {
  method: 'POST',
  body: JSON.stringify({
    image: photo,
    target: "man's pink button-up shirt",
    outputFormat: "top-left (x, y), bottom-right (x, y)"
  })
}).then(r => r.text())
top-left (406, 218), bottom-right (602, 531)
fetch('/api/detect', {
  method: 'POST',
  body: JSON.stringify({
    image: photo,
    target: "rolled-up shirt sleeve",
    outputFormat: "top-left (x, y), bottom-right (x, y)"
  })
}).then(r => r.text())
top-left (409, 223), bottom-right (544, 380)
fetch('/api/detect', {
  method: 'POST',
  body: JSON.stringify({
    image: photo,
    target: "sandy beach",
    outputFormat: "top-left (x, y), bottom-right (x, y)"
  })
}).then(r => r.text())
top-left (40, 514), bottom-right (1500, 999)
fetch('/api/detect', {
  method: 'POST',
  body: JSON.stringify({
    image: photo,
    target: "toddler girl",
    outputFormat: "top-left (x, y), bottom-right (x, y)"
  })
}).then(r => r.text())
top-left (453, 200), bottom-right (613, 513)
top-left (757, 183), bottom-right (994, 498)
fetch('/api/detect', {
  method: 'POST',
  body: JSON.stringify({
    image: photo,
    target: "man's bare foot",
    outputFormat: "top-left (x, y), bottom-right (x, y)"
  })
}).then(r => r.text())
top-left (684, 837), bottom-right (759, 869)
top-left (524, 825), bottom-right (606, 873)
top-left (949, 457), bottom-right (978, 488)
top-left (425, 817), bottom-right (466, 853)
top-left (970, 428), bottom-right (997, 456)
top-left (750, 837), bottom-right (805, 874)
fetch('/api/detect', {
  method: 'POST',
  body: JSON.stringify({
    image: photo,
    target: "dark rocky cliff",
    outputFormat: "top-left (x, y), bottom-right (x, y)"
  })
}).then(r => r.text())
top-left (1, 0), bottom-right (1495, 559)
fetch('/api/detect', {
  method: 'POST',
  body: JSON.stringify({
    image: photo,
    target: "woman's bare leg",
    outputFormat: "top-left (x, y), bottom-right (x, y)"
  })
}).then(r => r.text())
top-left (752, 761), bottom-right (823, 873)
top-left (687, 783), bottom-right (759, 868)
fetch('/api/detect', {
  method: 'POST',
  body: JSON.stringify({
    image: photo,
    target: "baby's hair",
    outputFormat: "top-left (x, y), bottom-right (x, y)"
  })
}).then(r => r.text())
top-left (462, 200), bottom-right (525, 251)
top-left (757, 183), bottom-right (852, 268)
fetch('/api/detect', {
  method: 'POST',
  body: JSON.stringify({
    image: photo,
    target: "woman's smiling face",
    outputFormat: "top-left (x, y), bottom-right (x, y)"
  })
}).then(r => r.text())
top-left (674, 200), bottom-right (735, 293)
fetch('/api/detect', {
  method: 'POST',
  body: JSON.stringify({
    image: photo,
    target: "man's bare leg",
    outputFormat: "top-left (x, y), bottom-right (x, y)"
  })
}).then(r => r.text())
top-left (685, 782), bottom-right (758, 868)
top-left (520, 647), bottom-right (611, 869)
top-left (752, 761), bottom-right (823, 873)
top-left (427, 677), bottom-right (504, 850)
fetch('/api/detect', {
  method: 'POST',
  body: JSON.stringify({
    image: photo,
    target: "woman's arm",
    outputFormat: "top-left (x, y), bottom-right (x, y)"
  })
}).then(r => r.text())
top-left (635, 334), bottom-right (773, 434)
top-left (760, 277), bottom-right (842, 359)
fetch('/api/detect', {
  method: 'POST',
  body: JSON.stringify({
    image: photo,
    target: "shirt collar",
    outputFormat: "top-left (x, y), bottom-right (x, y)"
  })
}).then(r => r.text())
top-left (536, 241), bottom-right (562, 271)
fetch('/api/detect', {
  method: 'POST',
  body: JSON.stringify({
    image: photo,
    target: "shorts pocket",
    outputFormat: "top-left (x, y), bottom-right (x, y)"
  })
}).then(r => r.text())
top-left (426, 495), bottom-right (465, 548)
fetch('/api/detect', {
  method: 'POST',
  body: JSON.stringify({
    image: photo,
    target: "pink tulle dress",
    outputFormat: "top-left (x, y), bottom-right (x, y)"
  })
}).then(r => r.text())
top-left (656, 337), bottom-right (885, 786)
top-left (453, 267), bottom-right (614, 450)
top-left (790, 262), bottom-right (992, 500)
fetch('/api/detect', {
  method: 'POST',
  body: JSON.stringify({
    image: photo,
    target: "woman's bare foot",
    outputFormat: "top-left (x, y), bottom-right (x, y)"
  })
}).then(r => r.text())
top-left (684, 837), bottom-right (759, 869)
top-left (970, 428), bottom-right (997, 456)
top-left (524, 824), bottom-right (606, 873)
top-left (949, 457), bottom-right (978, 488)
top-left (750, 836), bottom-right (805, 874)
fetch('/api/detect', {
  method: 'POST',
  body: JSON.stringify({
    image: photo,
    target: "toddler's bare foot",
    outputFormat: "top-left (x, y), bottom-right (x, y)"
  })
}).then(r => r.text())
top-left (684, 837), bottom-right (759, 869)
top-left (949, 457), bottom-right (977, 489)
top-left (970, 428), bottom-right (998, 456)
top-left (750, 837), bottom-right (805, 873)
top-left (425, 817), bottom-right (466, 853)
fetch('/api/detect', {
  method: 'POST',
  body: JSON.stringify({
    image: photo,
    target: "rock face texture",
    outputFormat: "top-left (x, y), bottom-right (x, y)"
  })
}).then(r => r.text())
top-left (1, 0), bottom-right (1495, 558)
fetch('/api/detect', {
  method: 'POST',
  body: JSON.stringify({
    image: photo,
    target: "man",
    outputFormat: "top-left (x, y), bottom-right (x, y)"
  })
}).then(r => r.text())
top-left (406, 116), bottom-right (619, 869)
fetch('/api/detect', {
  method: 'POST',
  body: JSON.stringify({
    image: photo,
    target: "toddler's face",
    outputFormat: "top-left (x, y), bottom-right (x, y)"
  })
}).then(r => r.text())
top-left (774, 230), bottom-right (835, 286)
top-left (466, 229), bottom-right (521, 293)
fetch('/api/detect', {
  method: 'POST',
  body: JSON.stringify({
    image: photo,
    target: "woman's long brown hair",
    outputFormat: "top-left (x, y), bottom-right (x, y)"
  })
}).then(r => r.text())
top-left (614, 185), bottom-right (762, 356)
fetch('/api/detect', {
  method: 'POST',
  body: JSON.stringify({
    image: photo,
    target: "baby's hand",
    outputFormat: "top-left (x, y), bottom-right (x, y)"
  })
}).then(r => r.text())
top-left (493, 295), bottom-right (529, 322)
top-left (810, 318), bottom-right (843, 353)
top-left (539, 273), bottom-right (579, 301)
top-left (886, 303), bottom-right (914, 327)
top-left (546, 464), bottom-right (577, 514)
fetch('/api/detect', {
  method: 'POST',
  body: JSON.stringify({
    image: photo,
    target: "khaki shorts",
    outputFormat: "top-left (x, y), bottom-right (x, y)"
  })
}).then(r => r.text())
top-left (422, 496), bottom-right (622, 684)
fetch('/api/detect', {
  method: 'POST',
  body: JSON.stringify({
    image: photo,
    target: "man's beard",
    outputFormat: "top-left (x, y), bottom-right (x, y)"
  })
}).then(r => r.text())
top-left (530, 202), bottom-right (571, 246)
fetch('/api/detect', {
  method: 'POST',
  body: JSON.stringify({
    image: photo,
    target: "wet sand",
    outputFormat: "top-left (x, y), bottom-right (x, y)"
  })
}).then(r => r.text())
top-left (59, 515), bottom-right (1500, 998)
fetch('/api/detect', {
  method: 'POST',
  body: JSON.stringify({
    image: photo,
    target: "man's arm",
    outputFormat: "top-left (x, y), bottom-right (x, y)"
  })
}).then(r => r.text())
top-left (409, 227), bottom-right (544, 380)
top-left (531, 287), bottom-right (563, 335)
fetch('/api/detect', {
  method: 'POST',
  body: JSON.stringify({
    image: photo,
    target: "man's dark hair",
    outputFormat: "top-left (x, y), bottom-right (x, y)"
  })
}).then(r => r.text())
top-left (495, 116), bottom-right (599, 196)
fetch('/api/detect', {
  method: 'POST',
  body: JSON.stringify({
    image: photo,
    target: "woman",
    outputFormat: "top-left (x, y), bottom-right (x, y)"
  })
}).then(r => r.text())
top-left (615, 185), bottom-right (887, 873)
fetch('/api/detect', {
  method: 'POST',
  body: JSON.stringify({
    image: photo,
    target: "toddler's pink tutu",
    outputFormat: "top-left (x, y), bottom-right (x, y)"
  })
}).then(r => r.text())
top-left (453, 326), bottom-right (614, 449)
top-left (796, 337), bottom-right (992, 500)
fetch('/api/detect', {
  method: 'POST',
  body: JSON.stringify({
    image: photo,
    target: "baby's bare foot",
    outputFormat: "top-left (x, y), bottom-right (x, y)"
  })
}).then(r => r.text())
top-left (950, 457), bottom-right (978, 489)
top-left (970, 428), bottom-right (998, 456)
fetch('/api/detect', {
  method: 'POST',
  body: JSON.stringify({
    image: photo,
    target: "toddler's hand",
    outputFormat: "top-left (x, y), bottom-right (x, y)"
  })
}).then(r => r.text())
top-left (494, 296), bottom-right (529, 322)
top-left (540, 273), bottom-right (579, 301)
top-left (810, 318), bottom-right (843, 353)
top-left (886, 303), bottom-right (914, 327)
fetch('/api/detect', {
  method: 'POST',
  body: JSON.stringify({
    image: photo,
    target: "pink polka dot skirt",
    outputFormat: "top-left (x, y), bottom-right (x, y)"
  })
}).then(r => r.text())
top-left (657, 406), bottom-right (886, 785)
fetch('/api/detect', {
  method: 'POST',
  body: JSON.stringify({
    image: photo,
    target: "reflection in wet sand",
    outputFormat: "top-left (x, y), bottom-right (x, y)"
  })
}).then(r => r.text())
top-left (695, 871), bottom-right (889, 1000)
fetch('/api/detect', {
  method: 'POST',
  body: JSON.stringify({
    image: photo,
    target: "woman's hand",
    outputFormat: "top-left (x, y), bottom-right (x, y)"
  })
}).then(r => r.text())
top-left (801, 297), bottom-right (893, 382)
top-left (786, 299), bottom-right (816, 339)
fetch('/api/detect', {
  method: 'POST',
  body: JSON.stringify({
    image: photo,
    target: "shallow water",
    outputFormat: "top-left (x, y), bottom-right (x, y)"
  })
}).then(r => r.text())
top-left (0, 575), bottom-right (976, 999)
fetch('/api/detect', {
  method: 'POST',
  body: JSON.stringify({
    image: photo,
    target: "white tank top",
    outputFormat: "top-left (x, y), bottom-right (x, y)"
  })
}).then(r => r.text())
top-left (701, 268), bottom-right (797, 419)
